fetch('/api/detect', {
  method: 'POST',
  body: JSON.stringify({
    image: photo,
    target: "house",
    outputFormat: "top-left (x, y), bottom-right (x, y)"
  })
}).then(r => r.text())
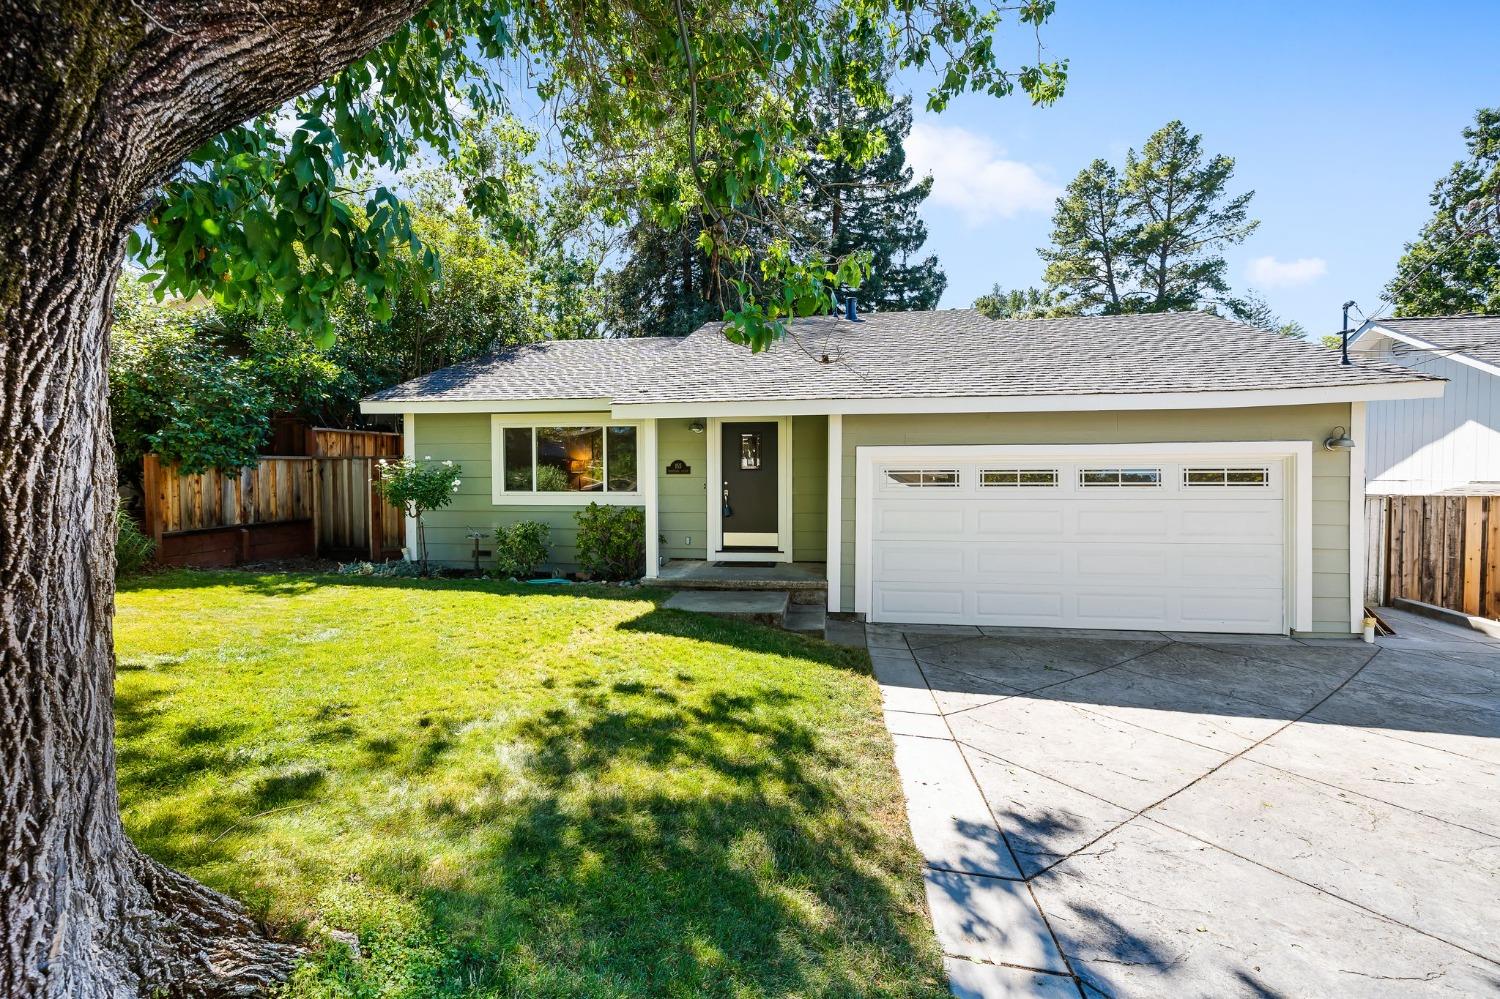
top-left (360, 309), bottom-right (1442, 637)
top-left (1350, 315), bottom-right (1500, 495)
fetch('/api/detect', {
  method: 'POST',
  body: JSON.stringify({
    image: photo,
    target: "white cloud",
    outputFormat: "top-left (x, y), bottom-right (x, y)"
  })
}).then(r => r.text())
top-left (905, 123), bottom-right (1060, 224)
top-left (1246, 255), bottom-right (1327, 288)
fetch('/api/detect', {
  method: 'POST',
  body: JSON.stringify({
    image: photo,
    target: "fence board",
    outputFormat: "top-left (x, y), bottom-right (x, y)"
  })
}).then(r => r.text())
top-left (1373, 494), bottom-right (1500, 621)
top-left (143, 451), bottom-right (404, 566)
top-left (1464, 498), bottom-right (1483, 615)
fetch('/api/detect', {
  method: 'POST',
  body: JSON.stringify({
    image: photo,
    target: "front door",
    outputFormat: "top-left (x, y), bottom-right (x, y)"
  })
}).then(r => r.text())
top-left (721, 421), bottom-right (779, 549)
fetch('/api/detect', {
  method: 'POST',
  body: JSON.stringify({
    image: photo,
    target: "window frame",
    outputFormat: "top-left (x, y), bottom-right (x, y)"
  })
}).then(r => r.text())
top-left (979, 468), bottom-right (1060, 488)
top-left (1182, 466), bottom-right (1273, 488)
top-left (881, 467), bottom-right (962, 489)
top-left (491, 415), bottom-right (645, 505)
top-left (1078, 467), bottom-right (1164, 488)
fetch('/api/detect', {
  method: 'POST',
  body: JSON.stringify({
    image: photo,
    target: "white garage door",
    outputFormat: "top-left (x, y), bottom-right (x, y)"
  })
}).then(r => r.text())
top-left (867, 456), bottom-right (1287, 634)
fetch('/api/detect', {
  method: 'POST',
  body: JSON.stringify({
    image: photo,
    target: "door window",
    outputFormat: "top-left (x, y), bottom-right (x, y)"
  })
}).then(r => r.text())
top-left (739, 433), bottom-right (762, 470)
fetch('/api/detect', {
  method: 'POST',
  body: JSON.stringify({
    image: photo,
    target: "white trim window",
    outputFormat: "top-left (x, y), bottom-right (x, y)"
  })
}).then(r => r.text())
top-left (491, 416), bottom-right (643, 505)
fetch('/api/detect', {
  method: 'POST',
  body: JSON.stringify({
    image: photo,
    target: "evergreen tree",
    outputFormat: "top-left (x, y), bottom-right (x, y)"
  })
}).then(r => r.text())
top-left (973, 284), bottom-right (1074, 319)
top-left (803, 79), bottom-right (946, 311)
top-left (1227, 289), bottom-right (1307, 338)
top-left (1388, 107), bottom-right (1500, 316)
top-left (1040, 122), bottom-right (1257, 315)
top-left (1124, 121), bottom-right (1257, 311)
top-left (601, 214), bottom-right (721, 338)
top-left (1039, 159), bottom-right (1133, 313)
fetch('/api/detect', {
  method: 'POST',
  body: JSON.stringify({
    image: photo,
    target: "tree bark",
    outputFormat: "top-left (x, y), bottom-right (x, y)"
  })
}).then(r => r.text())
top-left (1, 2), bottom-right (423, 994)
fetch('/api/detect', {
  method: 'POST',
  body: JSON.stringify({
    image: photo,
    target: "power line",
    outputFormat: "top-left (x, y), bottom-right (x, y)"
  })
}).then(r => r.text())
top-left (1349, 197), bottom-right (1498, 330)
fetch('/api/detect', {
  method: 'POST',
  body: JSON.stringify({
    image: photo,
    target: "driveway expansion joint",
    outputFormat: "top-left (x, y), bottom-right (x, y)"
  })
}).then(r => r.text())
top-left (877, 627), bottom-right (1500, 995)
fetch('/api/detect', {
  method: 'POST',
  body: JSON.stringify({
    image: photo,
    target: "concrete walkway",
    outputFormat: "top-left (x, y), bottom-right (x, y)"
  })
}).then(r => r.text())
top-left (870, 624), bottom-right (1500, 997)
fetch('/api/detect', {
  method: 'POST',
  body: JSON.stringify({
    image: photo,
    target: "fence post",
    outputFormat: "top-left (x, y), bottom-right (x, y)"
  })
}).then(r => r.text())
top-left (368, 459), bottom-right (381, 561)
top-left (311, 457), bottom-right (322, 558)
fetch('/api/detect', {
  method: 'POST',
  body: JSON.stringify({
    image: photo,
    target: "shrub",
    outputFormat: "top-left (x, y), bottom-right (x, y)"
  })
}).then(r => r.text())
top-left (375, 458), bottom-right (462, 573)
top-left (115, 504), bottom-right (155, 577)
top-left (574, 503), bottom-right (645, 581)
top-left (494, 521), bottom-right (550, 579)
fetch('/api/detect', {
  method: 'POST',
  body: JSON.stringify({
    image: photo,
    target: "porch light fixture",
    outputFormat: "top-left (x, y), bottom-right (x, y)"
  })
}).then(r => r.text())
top-left (1323, 426), bottom-right (1356, 452)
top-left (689, 420), bottom-right (705, 434)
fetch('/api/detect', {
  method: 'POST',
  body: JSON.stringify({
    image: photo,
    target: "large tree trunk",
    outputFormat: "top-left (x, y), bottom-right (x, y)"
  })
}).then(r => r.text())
top-left (0, 2), bottom-right (423, 994)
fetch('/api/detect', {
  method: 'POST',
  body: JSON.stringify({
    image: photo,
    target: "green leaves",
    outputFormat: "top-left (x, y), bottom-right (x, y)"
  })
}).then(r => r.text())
top-left (130, 0), bottom-right (1065, 352)
top-left (1041, 121), bottom-right (1257, 316)
top-left (1388, 107), bottom-right (1500, 317)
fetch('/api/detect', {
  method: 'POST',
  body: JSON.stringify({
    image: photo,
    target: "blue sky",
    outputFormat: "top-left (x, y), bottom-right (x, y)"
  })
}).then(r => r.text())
top-left (895, 0), bottom-right (1500, 338)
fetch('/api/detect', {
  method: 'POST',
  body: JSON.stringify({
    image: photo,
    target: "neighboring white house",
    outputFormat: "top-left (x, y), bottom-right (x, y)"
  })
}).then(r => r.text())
top-left (1351, 315), bottom-right (1500, 495)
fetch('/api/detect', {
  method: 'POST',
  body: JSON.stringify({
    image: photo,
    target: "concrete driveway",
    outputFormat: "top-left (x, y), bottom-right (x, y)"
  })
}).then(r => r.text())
top-left (869, 620), bottom-right (1500, 997)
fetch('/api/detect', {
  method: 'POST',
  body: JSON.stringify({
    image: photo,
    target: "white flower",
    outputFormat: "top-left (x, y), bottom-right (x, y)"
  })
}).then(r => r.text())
top-left (424, 455), bottom-right (432, 460)
top-left (453, 479), bottom-right (462, 485)
top-left (442, 460), bottom-right (454, 467)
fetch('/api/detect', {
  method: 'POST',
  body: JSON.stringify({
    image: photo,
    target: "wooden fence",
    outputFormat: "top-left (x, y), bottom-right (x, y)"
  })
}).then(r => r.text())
top-left (141, 427), bottom-right (405, 568)
top-left (1367, 495), bottom-right (1500, 619)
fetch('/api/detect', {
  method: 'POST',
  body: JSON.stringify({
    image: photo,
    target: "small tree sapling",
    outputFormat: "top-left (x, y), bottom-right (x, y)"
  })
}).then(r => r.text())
top-left (376, 457), bottom-right (462, 574)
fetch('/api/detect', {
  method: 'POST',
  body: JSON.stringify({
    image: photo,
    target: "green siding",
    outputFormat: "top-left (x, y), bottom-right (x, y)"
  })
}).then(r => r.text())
top-left (836, 404), bottom-right (1356, 635)
top-left (792, 415), bottom-right (828, 561)
top-left (657, 417), bottom-right (708, 560)
top-left (412, 413), bottom-right (641, 573)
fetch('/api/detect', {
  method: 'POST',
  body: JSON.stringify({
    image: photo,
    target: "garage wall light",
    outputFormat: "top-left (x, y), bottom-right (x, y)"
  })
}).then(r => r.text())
top-left (1322, 426), bottom-right (1356, 452)
top-left (689, 420), bottom-right (705, 435)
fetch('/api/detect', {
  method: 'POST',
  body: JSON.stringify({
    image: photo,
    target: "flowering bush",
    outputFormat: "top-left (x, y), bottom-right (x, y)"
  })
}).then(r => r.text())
top-left (375, 457), bottom-right (462, 573)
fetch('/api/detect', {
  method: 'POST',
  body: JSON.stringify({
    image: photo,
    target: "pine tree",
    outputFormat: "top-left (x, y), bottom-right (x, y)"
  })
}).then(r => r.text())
top-left (1039, 159), bottom-right (1133, 313)
top-left (1039, 122), bottom-right (1257, 315)
top-left (1124, 121), bottom-right (1258, 311)
top-left (1388, 108), bottom-right (1500, 316)
top-left (803, 84), bottom-right (946, 311)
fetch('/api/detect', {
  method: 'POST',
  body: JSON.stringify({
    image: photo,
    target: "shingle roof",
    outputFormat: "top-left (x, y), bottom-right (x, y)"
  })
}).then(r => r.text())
top-left (365, 310), bottom-right (1439, 406)
top-left (615, 309), bottom-right (1437, 404)
top-left (1367, 315), bottom-right (1500, 372)
top-left (364, 337), bottom-right (680, 402)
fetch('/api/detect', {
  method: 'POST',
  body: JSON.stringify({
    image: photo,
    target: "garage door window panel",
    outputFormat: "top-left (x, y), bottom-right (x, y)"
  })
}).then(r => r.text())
top-left (980, 468), bottom-right (1059, 488)
top-left (1183, 466), bottom-right (1271, 487)
top-left (1080, 468), bottom-right (1162, 487)
top-left (884, 468), bottom-right (960, 488)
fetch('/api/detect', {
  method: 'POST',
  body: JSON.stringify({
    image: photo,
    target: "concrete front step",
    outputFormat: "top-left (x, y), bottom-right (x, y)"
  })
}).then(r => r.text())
top-left (662, 589), bottom-right (790, 627)
top-left (785, 604), bottom-right (827, 635)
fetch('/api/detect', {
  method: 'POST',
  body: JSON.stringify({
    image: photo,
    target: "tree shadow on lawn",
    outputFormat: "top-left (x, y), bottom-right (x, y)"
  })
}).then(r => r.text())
top-left (389, 671), bottom-right (945, 998)
top-left (116, 573), bottom-right (939, 995)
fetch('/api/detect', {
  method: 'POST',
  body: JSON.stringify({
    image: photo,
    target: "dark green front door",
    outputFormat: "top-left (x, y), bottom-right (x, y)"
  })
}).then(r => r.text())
top-left (721, 421), bottom-right (778, 548)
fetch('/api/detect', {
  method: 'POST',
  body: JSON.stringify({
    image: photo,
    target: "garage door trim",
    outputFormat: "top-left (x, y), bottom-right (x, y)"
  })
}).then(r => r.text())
top-left (854, 441), bottom-right (1314, 632)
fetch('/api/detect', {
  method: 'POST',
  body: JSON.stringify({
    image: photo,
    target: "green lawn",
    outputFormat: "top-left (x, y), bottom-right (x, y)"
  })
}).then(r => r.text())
top-left (115, 572), bottom-right (945, 998)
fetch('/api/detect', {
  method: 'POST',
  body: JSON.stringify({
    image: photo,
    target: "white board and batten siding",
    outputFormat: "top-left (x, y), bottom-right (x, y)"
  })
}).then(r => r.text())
top-left (857, 446), bottom-right (1307, 635)
top-left (1361, 337), bottom-right (1500, 495)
